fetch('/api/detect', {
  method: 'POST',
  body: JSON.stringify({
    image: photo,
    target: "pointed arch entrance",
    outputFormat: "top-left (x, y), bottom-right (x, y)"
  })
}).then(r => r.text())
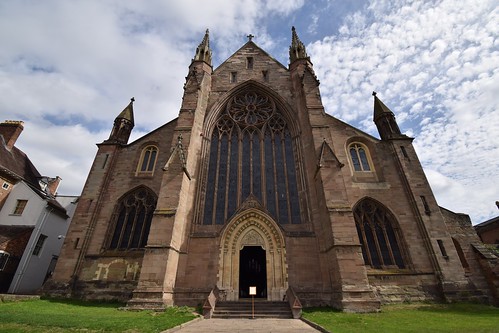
top-left (217, 207), bottom-right (287, 301)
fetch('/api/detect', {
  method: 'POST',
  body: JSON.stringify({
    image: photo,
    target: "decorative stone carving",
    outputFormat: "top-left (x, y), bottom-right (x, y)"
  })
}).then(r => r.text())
top-left (241, 229), bottom-right (265, 248)
top-left (218, 208), bottom-right (288, 301)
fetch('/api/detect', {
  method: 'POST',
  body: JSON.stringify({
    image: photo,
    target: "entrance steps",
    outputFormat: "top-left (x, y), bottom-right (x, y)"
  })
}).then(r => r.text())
top-left (212, 300), bottom-right (293, 319)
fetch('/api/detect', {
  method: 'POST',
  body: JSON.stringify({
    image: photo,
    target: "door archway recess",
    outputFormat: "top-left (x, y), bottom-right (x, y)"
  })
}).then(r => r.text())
top-left (217, 207), bottom-right (288, 301)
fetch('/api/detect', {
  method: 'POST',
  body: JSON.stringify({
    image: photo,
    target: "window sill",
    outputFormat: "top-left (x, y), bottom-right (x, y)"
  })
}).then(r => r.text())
top-left (352, 171), bottom-right (379, 183)
top-left (367, 268), bottom-right (431, 276)
top-left (135, 172), bottom-right (154, 178)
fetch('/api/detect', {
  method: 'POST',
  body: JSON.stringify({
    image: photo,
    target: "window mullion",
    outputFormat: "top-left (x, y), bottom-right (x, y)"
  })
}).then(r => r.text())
top-left (271, 133), bottom-right (279, 222)
top-left (224, 133), bottom-right (232, 221)
top-left (260, 132), bottom-right (266, 205)
top-left (381, 215), bottom-right (396, 266)
top-left (127, 205), bottom-right (140, 249)
top-left (249, 132), bottom-right (254, 195)
top-left (371, 219), bottom-right (385, 267)
top-left (118, 208), bottom-right (130, 249)
top-left (281, 136), bottom-right (292, 224)
top-left (211, 135), bottom-right (222, 225)
top-left (359, 216), bottom-right (373, 266)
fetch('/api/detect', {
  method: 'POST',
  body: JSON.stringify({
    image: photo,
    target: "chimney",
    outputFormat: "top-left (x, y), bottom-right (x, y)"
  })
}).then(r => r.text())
top-left (0, 120), bottom-right (24, 150)
top-left (47, 176), bottom-right (62, 196)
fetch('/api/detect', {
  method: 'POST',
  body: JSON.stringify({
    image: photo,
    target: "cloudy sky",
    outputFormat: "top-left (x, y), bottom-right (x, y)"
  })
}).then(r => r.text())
top-left (1, 0), bottom-right (497, 224)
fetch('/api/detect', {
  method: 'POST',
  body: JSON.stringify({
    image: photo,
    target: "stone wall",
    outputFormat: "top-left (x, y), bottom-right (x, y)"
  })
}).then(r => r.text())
top-left (440, 207), bottom-right (497, 303)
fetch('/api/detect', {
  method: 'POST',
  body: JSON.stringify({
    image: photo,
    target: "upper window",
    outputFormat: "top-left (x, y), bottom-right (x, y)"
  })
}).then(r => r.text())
top-left (349, 143), bottom-right (371, 172)
top-left (354, 198), bottom-right (406, 269)
top-left (108, 187), bottom-right (157, 250)
top-left (137, 146), bottom-right (158, 174)
top-left (32, 234), bottom-right (47, 256)
top-left (230, 72), bottom-right (237, 83)
top-left (247, 57), bottom-right (254, 69)
top-left (12, 199), bottom-right (28, 215)
top-left (2, 182), bottom-right (9, 190)
top-left (200, 90), bottom-right (302, 226)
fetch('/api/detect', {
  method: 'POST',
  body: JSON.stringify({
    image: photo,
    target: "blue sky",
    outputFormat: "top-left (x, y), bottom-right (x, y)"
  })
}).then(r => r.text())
top-left (1, 0), bottom-right (497, 223)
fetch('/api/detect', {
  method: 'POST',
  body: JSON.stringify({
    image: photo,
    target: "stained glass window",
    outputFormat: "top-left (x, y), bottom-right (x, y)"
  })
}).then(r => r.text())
top-left (139, 146), bottom-right (158, 173)
top-left (354, 198), bottom-right (406, 269)
top-left (109, 187), bottom-right (157, 250)
top-left (201, 90), bottom-right (302, 225)
top-left (349, 143), bottom-right (371, 171)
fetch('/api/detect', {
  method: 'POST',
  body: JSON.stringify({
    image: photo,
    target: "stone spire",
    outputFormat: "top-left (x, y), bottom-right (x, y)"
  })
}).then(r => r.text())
top-left (289, 26), bottom-right (309, 63)
top-left (372, 92), bottom-right (403, 140)
top-left (372, 91), bottom-right (393, 122)
top-left (193, 29), bottom-right (212, 65)
top-left (106, 97), bottom-right (135, 144)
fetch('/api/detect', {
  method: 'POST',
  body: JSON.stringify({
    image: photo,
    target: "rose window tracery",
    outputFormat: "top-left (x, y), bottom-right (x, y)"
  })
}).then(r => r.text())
top-left (227, 91), bottom-right (275, 127)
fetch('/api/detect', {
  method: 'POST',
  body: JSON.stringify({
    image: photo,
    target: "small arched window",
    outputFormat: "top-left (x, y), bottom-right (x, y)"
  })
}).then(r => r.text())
top-left (349, 143), bottom-right (371, 172)
top-left (138, 146), bottom-right (158, 173)
top-left (109, 188), bottom-right (157, 250)
top-left (354, 198), bottom-right (406, 269)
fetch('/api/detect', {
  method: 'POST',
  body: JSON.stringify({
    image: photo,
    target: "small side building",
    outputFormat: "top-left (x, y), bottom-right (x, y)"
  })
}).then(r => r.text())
top-left (0, 120), bottom-right (79, 294)
top-left (475, 216), bottom-right (499, 247)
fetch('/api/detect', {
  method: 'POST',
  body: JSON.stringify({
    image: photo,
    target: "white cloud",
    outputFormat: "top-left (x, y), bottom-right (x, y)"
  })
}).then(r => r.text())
top-left (0, 0), bottom-right (305, 197)
top-left (308, 0), bottom-right (499, 222)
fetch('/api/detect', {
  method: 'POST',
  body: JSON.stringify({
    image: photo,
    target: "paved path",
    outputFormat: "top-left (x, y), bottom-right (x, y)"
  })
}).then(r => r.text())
top-left (163, 318), bottom-right (322, 333)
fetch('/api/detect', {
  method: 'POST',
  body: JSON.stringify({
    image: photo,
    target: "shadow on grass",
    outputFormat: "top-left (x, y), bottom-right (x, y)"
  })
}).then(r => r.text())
top-left (41, 296), bottom-right (125, 309)
top-left (414, 302), bottom-right (499, 315)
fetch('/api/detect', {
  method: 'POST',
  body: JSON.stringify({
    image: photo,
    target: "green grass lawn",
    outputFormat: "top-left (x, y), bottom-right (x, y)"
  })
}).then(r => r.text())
top-left (0, 298), bottom-right (197, 333)
top-left (303, 303), bottom-right (499, 333)
top-left (1, 299), bottom-right (498, 333)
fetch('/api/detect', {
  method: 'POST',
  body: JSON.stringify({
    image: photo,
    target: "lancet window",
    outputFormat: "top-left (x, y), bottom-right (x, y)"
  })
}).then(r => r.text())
top-left (137, 145), bottom-right (158, 173)
top-left (349, 143), bottom-right (371, 172)
top-left (354, 198), bottom-right (406, 269)
top-left (109, 187), bottom-right (157, 250)
top-left (202, 90), bottom-right (302, 225)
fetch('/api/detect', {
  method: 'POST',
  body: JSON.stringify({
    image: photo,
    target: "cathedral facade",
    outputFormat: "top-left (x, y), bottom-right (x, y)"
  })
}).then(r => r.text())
top-left (46, 28), bottom-right (495, 311)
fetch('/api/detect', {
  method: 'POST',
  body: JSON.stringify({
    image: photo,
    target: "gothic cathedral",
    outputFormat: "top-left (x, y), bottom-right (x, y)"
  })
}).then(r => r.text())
top-left (46, 28), bottom-right (496, 312)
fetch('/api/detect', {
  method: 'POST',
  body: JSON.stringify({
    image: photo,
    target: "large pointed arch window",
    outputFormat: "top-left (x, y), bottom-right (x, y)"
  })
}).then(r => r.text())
top-left (201, 90), bottom-right (302, 225)
top-left (109, 187), bottom-right (157, 250)
top-left (354, 198), bottom-right (406, 269)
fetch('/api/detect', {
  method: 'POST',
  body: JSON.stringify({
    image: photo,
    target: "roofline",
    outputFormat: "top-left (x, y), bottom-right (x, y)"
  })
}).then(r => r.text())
top-left (323, 113), bottom-right (381, 142)
top-left (213, 41), bottom-right (289, 73)
top-left (474, 215), bottom-right (499, 229)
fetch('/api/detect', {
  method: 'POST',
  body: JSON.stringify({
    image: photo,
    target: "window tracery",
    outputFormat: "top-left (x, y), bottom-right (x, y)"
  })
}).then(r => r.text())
top-left (354, 198), bottom-right (406, 269)
top-left (138, 145), bottom-right (158, 174)
top-left (349, 143), bottom-right (371, 172)
top-left (109, 188), bottom-right (157, 250)
top-left (201, 90), bottom-right (302, 225)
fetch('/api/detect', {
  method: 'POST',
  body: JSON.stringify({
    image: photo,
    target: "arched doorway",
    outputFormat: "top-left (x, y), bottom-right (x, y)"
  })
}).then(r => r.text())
top-left (218, 206), bottom-right (287, 301)
top-left (239, 246), bottom-right (267, 298)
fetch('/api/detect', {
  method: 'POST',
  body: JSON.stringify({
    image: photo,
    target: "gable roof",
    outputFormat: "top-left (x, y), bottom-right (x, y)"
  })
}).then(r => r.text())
top-left (0, 142), bottom-right (41, 186)
top-left (213, 40), bottom-right (288, 73)
top-left (474, 215), bottom-right (499, 231)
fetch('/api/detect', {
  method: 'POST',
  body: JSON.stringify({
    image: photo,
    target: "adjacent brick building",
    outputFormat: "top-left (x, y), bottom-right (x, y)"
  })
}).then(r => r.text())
top-left (45, 28), bottom-right (497, 311)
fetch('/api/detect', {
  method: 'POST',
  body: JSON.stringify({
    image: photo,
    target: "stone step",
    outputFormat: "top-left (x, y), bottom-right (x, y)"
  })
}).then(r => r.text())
top-left (213, 301), bottom-right (292, 319)
top-left (126, 298), bottom-right (165, 311)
